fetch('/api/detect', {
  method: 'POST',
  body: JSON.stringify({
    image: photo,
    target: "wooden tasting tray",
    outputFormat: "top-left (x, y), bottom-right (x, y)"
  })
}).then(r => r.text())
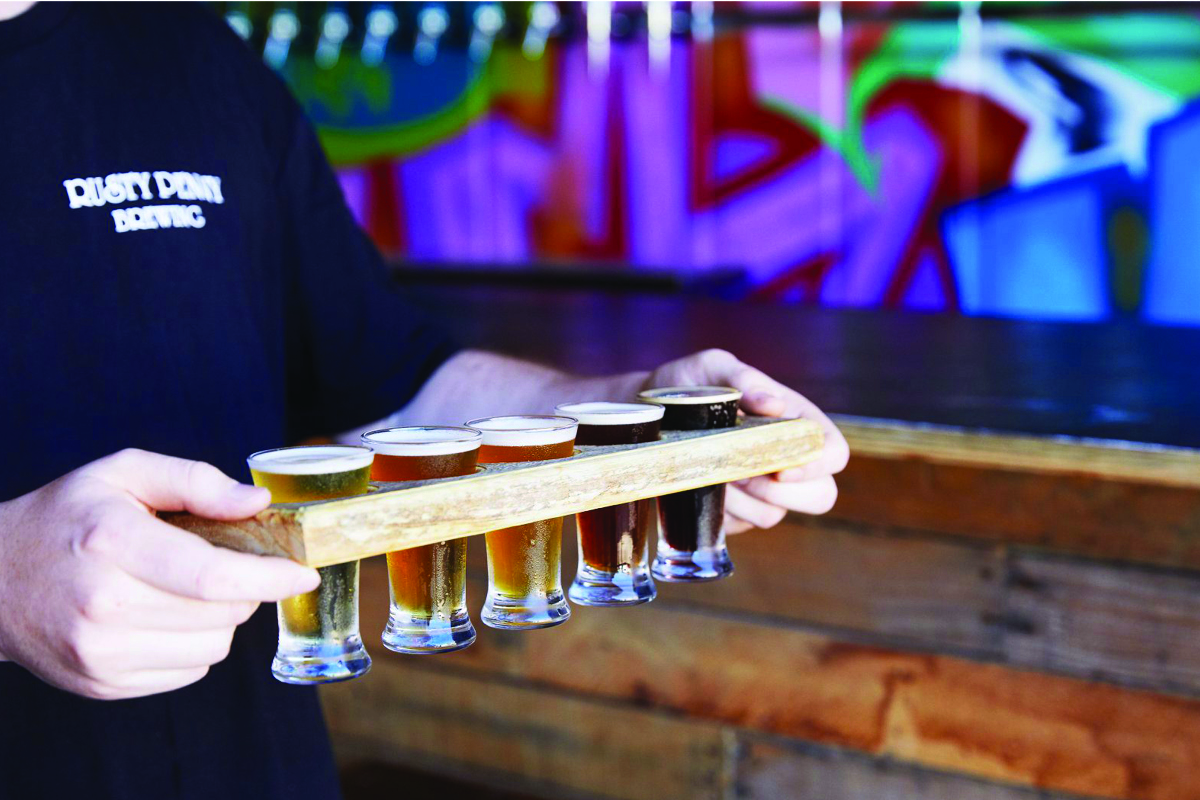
top-left (163, 416), bottom-right (824, 567)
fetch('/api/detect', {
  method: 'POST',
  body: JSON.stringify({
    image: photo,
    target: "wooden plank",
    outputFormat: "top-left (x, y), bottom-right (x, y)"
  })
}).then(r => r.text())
top-left (166, 416), bottom-right (822, 567)
top-left (837, 417), bottom-right (1200, 489)
top-left (829, 453), bottom-right (1200, 572)
top-left (657, 516), bottom-right (1006, 656)
top-left (651, 516), bottom-right (1200, 698)
top-left (161, 506), bottom-right (306, 561)
top-left (346, 555), bottom-right (1200, 800)
top-left (1003, 554), bottom-right (1200, 696)
top-left (737, 736), bottom-right (1100, 800)
top-left (320, 665), bottom-right (735, 800)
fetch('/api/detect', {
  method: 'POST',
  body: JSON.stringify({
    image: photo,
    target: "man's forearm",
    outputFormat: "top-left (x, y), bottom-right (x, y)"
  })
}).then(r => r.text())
top-left (344, 350), bottom-right (649, 438)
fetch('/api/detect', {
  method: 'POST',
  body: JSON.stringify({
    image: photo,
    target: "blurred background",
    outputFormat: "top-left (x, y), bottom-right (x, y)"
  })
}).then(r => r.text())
top-left (218, 3), bottom-right (1200, 799)
top-left (224, 0), bottom-right (1200, 322)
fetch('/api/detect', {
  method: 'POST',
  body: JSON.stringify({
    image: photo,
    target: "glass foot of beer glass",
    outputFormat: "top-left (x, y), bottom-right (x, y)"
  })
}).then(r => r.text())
top-left (639, 386), bottom-right (742, 583)
top-left (555, 402), bottom-right (662, 607)
top-left (468, 415), bottom-right (578, 629)
top-left (247, 445), bottom-right (374, 684)
top-left (362, 426), bottom-right (482, 654)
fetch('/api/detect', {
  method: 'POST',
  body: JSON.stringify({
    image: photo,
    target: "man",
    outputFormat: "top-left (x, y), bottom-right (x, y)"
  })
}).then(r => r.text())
top-left (0, 3), bottom-right (848, 798)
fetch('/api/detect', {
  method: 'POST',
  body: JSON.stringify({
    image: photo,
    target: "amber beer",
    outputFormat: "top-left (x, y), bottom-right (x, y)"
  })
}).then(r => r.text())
top-left (468, 415), bottom-right (578, 629)
top-left (247, 444), bottom-right (374, 684)
top-left (361, 427), bottom-right (481, 654)
top-left (554, 402), bottom-right (663, 606)
top-left (638, 386), bottom-right (742, 581)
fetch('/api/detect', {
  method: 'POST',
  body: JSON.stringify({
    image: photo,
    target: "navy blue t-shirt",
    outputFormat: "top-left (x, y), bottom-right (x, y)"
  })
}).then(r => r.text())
top-left (0, 4), bottom-right (456, 798)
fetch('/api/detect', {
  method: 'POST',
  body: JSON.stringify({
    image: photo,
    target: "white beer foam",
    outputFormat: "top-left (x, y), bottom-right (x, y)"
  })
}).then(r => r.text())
top-left (466, 415), bottom-right (578, 446)
top-left (361, 426), bottom-right (481, 456)
top-left (554, 401), bottom-right (664, 426)
top-left (247, 445), bottom-right (374, 475)
top-left (638, 385), bottom-right (743, 405)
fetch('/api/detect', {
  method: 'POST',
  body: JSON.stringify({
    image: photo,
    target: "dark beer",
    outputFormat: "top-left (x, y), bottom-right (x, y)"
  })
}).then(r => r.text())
top-left (555, 401), bottom-right (663, 606)
top-left (638, 386), bottom-right (742, 582)
top-left (247, 445), bottom-right (374, 684)
top-left (468, 415), bottom-right (578, 629)
top-left (576, 501), bottom-right (654, 573)
top-left (656, 484), bottom-right (723, 553)
top-left (362, 427), bottom-right (481, 654)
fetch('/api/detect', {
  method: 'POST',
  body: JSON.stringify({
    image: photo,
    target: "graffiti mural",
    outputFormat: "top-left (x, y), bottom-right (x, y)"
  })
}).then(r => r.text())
top-left (259, 3), bottom-right (1200, 323)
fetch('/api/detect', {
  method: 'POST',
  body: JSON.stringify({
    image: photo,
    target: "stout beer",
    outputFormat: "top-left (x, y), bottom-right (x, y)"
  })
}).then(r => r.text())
top-left (638, 386), bottom-right (742, 581)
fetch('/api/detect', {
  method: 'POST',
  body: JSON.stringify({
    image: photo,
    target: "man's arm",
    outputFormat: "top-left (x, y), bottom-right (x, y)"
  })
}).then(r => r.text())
top-left (341, 348), bottom-right (850, 532)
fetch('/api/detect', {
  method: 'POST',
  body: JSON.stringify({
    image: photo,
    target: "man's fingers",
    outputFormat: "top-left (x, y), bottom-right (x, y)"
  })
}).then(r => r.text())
top-left (724, 484), bottom-right (787, 531)
top-left (725, 516), bottom-right (754, 535)
top-left (72, 569), bottom-right (260, 631)
top-left (716, 359), bottom-right (788, 418)
top-left (727, 364), bottom-right (787, 417)
top-left (777, 423), bottom-right (849, 481)
top-left (104, 629), bottom-right (237, 672)
top-left (131, 595), bottom-right (261, 632)
top-left (736, 474), bottom-right (838, 515)
top-left (87, 449), bottom-right (270, 520)
top-left (84, 503), bottom-right (319, 601)
top-left (742, 389), bottom-right (787, 417)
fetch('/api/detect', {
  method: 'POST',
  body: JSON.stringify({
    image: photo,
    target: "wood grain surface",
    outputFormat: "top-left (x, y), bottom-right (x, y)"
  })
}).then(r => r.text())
top-left (321, 662), bottom-right (735, 800)
top-left (838, 417), bottom-right (1200, 489)
top-left (831, 453), bottom-right (1200, 572)
top-left (655, 516), bottom-right (1008, 658)
top-left (654, 516), bottom-right (1200, 697)
top-left (735, 736), bottom-right (1099, 800)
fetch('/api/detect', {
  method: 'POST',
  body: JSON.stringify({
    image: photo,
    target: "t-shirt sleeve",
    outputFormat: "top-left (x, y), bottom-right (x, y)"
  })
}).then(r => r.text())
top-left (264, 77), bottom-right (460, 440)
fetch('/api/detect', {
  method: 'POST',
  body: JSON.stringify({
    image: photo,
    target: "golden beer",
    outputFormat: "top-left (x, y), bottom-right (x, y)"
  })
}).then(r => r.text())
top-left (361, 427), bottom-right (481, 654)
top-left (468, 415), bottom-right (577, 629)
top-left (247, 445), bottom-right (373, 683)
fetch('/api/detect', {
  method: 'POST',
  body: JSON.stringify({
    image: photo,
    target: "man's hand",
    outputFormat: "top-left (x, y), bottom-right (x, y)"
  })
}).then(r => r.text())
top-left (0, 449), bottom-right (319, 700)
top-left (645, 349), bottom-right (850, 533)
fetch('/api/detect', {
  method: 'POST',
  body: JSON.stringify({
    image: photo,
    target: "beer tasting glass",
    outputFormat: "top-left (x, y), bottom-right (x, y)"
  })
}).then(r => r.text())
top-left (638, 386), bottom-right (742, 582)
top-left (467, 415), bottom-right (578, 629)
top-left (361, 426), bottom-right (482, 654)
top-left (247, 444), bottom-right (374, 684)
top-left (554, 401), bottom-right (663, 607)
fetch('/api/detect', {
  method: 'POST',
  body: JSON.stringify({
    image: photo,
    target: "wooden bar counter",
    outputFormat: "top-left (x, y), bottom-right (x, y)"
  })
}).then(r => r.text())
top-left (322, 285), bottom-right (1200, 800)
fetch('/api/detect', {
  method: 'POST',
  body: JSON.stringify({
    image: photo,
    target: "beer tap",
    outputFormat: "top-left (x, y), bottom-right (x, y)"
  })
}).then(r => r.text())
top-left (469, 3), bottom-right (506, 64)
top-left (522, 1), bottom-right (560, 61)
top-left (414, 4), bottom-right (450, 67)
top-left (361, 4), bottom-right (398, 67)
top-left (586, 0), bottom-right (612, 79)
top-left (264, 6), bottom-right (300, 69)
top-left (315, 6), bottom-right (352, 70)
